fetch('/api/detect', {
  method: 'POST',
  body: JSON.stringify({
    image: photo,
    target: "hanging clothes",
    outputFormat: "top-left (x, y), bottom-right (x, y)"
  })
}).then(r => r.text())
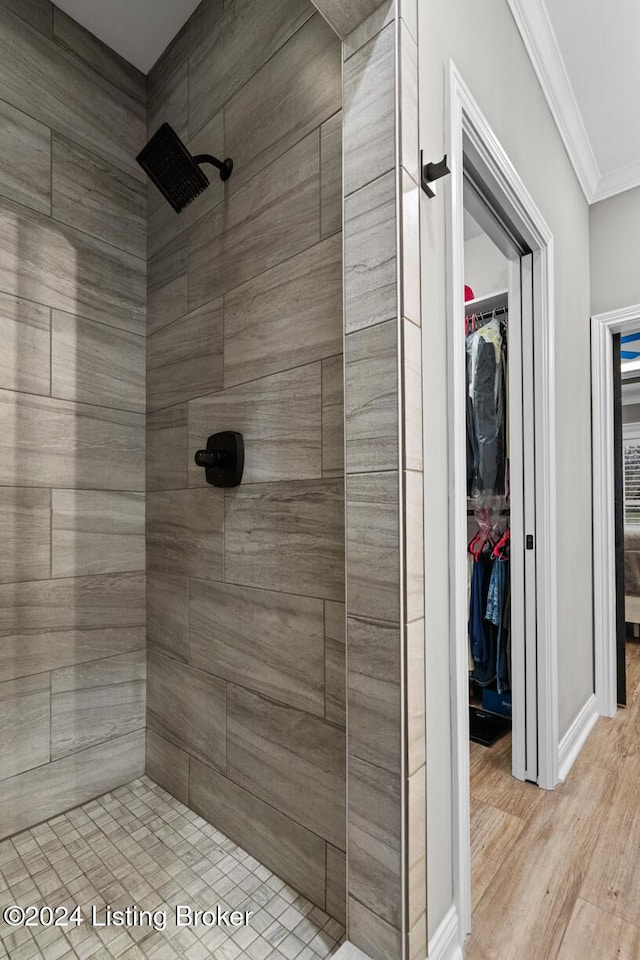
top-left (466, 314), bottom-right (507, 498)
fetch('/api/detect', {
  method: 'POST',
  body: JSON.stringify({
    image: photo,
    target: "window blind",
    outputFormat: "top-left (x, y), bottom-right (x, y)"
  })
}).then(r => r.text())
top-left (624, 439), bottom-right (640, 524)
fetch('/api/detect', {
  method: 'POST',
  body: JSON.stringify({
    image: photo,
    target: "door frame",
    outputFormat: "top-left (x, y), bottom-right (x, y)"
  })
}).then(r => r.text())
top-left (445, 61), bottom-right (559, 936)
top-left (592, 304), bottom-right (640, 718)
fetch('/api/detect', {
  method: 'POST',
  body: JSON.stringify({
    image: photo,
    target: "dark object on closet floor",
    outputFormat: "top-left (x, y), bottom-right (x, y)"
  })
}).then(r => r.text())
top-left (469, 706), bottom-right (511, 746)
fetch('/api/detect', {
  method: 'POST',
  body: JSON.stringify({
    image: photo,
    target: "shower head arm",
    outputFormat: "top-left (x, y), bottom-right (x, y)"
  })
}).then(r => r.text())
top-left (192, 153), bottom-right (234, 182)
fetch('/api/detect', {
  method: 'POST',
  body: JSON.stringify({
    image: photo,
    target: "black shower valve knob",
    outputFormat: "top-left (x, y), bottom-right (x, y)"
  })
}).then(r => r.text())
top-left (194, 431), bottom-right (244, 488)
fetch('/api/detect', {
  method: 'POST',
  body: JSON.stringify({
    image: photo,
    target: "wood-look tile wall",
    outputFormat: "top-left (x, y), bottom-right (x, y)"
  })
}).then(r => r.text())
top-left (145, 0), bottom-right (346, 923)
top-left (330, 0), bottom-right (426, 957)
top-left (0, 0), bottom-right (147, 837)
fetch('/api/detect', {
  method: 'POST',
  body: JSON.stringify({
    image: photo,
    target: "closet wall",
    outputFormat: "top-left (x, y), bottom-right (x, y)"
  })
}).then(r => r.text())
top-left (0, 0), bottom-right (147, 838)
top-left (591, 185), bottom-right (640, 314)
top-left (419, 0), bottom-right (592, 937)
top-left (145, 0), bottom-right (346, 920)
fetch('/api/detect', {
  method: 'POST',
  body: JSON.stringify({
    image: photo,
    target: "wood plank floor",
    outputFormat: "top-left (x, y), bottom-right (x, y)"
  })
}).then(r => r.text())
top-left (466, 641), bottom-right (640, 960)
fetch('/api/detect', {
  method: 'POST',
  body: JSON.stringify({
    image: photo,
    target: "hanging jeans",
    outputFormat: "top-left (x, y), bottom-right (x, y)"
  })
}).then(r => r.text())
top-left (486, 558), bottom-right (510, 693)
top-left (469, 557), bottom-right (496, 686)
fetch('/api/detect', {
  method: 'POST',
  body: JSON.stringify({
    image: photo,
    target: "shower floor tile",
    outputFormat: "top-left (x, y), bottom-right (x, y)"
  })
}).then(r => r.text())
top-left (0, 778), bottom-right (344, 960)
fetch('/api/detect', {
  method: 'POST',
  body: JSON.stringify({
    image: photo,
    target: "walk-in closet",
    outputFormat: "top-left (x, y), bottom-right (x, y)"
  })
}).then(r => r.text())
top-left (464, 254), bottom-right (512, 751)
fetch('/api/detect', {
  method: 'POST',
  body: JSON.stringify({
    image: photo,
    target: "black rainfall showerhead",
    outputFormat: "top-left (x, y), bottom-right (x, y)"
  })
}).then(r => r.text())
top-left (136, 123), bottom-right (233, 214)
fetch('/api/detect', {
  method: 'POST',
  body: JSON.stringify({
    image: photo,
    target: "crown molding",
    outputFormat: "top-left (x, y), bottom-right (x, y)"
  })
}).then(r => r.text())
top-left (592, 160), bottom-right (640, 203)
top-left (506, 0), bottom-right (600, 203)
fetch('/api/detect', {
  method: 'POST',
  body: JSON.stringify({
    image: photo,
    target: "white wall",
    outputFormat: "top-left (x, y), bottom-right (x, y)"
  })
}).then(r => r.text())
top-left (591, 186), bottom-right (640, 315)
top-left (418, 0), bottom-right (592, 937)
top-left (464, 233), bottom-right (508, 300)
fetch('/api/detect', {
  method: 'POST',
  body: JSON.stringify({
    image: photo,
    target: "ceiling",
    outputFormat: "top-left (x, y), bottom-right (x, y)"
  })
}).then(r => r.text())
top-left (53, 0), bottom-right (638, 203)
top-left (52, 0), bottom-right (201, 73)
top-left (508, 0), bottom-right (640, 203)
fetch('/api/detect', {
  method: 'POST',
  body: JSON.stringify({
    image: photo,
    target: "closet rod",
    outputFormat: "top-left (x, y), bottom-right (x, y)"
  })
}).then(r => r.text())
top-left (466, 305), bottom-right (508, 322)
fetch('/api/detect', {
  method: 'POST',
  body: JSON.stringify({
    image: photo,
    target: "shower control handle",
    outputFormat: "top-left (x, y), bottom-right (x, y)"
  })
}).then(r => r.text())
top-left (194, 431), bottom-right (244, 488)
top-left (194, 448), bottom-right (225, 469)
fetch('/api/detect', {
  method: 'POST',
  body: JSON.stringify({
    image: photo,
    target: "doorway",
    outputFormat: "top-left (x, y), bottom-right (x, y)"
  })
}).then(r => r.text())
top-left (592, 306), bottom-right (640, 719)
top-left (445, 62), bottom-right (559, 938)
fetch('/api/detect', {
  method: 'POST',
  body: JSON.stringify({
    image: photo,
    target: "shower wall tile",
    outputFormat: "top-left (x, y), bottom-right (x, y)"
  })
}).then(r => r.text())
top-left (0, 197), bottom-right (145, 336)
top-left (188, 364), bottom-right (322, 486)
top-left (223, 235), bottom-right (343, 388)
top-left (326, 845), bottom-right (347, 925)
top-left (0, 573), bottom-right (145, 637)
top-left (146, 729), bottom-right (190, 805)
top-left (51, 490), bottom-right (145, 578)
top-left (52, 8), bottom-right (145, 104)
top-left (344, 170), bottom-right (397, 334)
top-left (0, 391), bottom-right (144, 490)
top-left (343, 21), bottom-right (395, 196)
top-left (147, 574), bottom-right (188, 663)
top-left (147, 110), bottom-right (225, 261)
top-left (0, 4), bottom-right (145, 180)
top-left (348, 755), bottom-right (402, 929)
top-left (147, 0), bottom-right (224, 102)
top-left (407, 765), bottom-right (426, 937)
top-left (320, 111), bottom-right (343, 239)
top-left (147, 405), bottom-right (188, 492)
top-left (0, 0), bottom-right (52, 35)
top-left (310, 0), bottom-right (387, 39)
top-left (325, 600), bottom-right (346, 727)
top-left (0, 0), bottom-right (148, 828)
top-left (0, 100), bottom-right (51, 214)
top-left (346, 471), bottom-right (400, 621)
top-left (147, 488), bottom-right (224, 580)
top-left (147, 300), bottom-right (223, 412)
top-left (147, 232), bottom-right (188, 336)
top-left (227, 683), bottom-right (346, 849)
top-left (188, 131), bottom-right (320, 311)
top-left (0, 628), bottom-right (145, 684)
top-left (342, 1), bottom-right (395, 60)
top-left (348, 898), bottom-right (402, 960)
top-left (0, 293), bottom-right (50, 397)
top-left (188, 0), bottom-right (313, 136)
top-left (403, 318), bottom-right (423, 471)
top-left (400, 170), bottom-right (420, 325)
top-left (406, 619), bottom-right (425, 777)
top-left (345, 319), bottom-right (398, 473)
top-left (347, 616), bottom-right (401, 773)
top-left (224, 480), bottom-right (345, 601)
top-left (190, 757), bottom-right (327, 908)
top-left (51, 310), bottom-right (145, 413)
top-left (0, 488), bottom-right (50, 584)
top-left (322, 356), bottom-right (345, 477)
top-left (52, 136), bottom-right (146, 259)
top-left (51, 649), bottom-right (146, 759)
top-left (224, 14), bottom-right (341, 192)
top-left (146, 0), bottom-right (347, 929)
top-left (0, 730), bottom-right (145, 842)
top-left (405, 469), bottom-right (424, 622)
top-left (189, 579), bottom-right (325, 715)
top-left (147, 652), bottom-right (226, 771)
top-left (148, 60), bottom-right (189, 141)
top-left (0, 674), bottom-right (50, 780)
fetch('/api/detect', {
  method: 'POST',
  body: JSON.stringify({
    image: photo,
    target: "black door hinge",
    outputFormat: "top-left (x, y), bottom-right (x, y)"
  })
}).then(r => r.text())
top-left (526, 534), bottom-right (534, 550)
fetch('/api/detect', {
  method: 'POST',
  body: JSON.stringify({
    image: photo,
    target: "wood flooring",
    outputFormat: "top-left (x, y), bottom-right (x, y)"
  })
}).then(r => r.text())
top-left (467, 641), bottom-right (640, 959)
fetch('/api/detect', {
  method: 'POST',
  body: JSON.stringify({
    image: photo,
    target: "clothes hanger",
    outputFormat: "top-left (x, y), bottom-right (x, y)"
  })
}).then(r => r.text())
top-left (492, 527), bottom-right (511, 559)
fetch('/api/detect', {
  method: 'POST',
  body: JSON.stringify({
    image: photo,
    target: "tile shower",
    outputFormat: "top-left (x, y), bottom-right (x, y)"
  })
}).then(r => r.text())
top-left (0, 0), bottom-right (347, 956)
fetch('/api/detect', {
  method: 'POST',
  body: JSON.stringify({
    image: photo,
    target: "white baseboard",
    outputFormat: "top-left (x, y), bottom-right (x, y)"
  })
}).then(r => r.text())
top-left (428, 906), bottom-right (463, 960)
top-left (558, 694), bottom-right (598, 782)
